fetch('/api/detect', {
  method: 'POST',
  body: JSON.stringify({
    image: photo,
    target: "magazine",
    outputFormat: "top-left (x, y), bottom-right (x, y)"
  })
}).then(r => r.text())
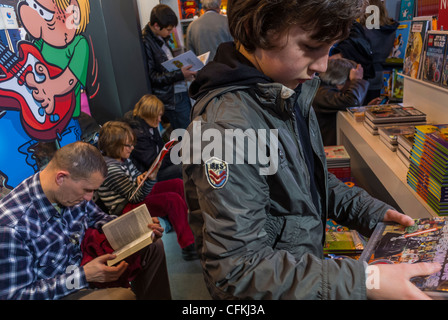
top-left (161, 50), bottom-right (210, 72)
top-left (129, 138), bottom-right (178, 200)
top-left (360, 218), bottom-right (448, 298)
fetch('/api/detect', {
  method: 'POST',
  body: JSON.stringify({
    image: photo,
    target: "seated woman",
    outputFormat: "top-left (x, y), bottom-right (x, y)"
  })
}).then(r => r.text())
top-left (97, 121), bottom-right (197, 260)
top-left (123, 94), bottom-right (182, 182)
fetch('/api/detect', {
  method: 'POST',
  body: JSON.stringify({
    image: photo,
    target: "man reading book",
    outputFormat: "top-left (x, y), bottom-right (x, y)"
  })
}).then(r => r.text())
top-left (0, 141), bottom-right (171, 300)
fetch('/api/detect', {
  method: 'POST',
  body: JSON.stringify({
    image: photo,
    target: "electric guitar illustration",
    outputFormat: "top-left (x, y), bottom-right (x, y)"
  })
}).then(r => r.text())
top-left (0, 40), bottom-right (75, 141)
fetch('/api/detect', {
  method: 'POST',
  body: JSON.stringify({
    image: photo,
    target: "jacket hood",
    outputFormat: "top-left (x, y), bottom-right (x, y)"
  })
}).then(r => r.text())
top-left (189, 42), bottom-right (271, 100)
top-left (378, 21), bottom-right (399, 34)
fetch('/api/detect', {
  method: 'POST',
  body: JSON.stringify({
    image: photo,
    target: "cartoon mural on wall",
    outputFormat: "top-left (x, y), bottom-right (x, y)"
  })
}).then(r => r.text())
top-left (0, 0), bottom-right (92, 193)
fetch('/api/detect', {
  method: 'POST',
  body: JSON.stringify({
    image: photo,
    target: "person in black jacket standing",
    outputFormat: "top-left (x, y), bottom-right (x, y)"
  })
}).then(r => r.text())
top-left (142, 4), bottom-right (197, 130)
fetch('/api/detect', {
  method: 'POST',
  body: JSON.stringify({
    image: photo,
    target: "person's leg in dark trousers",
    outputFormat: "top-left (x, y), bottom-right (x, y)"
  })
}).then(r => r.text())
top-left (174, 91), bottom-right (192, 130)
top-left (131, 240), bottom-right (172, 300)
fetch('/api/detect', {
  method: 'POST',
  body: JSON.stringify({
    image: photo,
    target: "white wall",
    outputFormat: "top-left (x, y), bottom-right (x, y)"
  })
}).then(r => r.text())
top-left (136, 0), bottom-right (160, 27)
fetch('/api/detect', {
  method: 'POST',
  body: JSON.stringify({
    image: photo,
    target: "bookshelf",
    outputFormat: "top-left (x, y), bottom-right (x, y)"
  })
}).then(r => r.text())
top-left (336, 75), bottom-right (448, 219)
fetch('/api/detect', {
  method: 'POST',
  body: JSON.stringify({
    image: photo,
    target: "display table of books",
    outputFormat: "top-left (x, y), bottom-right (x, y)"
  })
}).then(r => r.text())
top-left (337, 111), bottom-right (435, 219)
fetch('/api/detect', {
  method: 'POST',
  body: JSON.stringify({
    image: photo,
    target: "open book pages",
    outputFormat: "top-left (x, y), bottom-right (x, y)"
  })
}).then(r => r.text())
top-left (161, 50), bottom-right (210, 72)
top-left (102, 204), bottom-right (153, 266)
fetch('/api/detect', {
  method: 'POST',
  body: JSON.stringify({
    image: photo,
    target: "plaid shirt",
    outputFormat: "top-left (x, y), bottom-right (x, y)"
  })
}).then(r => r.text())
top-left (0, 173), bottom-right (114, 300)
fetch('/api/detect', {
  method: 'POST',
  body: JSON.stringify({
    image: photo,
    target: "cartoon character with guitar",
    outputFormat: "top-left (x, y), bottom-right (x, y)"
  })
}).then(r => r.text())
top-left (0, 0), bottom-right (91, 189)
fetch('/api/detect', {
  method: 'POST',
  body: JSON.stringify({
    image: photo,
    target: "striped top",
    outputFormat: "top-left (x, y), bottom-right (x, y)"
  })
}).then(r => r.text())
top-left (98, 157), bottom-right (156, 214)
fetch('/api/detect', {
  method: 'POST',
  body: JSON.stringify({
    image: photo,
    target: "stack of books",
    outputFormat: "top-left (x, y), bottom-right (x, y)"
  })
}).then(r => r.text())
top-left (397, 131), bottom-right (415, 167)
top-left (378, 124), bottom-right (416, 152)
top-left (363, 104), bottom-right (426, 135)
top-left (324, 219), bottom-right (366, 259)
top-left (407, 124), bottom-right (448, 215)
top-left (346, 106), bottom-right (371, 122)
top-left (324, 145), bottom-right (351, 179)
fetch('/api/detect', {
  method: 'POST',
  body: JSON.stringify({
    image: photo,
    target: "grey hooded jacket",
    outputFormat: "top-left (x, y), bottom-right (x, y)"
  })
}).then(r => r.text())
top-left (182, 43), bottom-right (394, 300)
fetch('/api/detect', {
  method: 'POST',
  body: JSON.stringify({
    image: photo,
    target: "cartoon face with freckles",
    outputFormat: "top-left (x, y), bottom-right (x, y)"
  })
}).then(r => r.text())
top-left (18, 0), bottom-right (80, 48)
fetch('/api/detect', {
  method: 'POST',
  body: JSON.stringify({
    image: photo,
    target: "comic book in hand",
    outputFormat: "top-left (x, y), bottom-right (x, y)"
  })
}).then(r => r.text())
top-left (360, 217), bottom-right (448, 299)
top-left (365, 104), bottom-right (426, 124)
top-left (129, 138), bottom-right (178, 200)
top-left (420, 31), bottom-right (448, 85)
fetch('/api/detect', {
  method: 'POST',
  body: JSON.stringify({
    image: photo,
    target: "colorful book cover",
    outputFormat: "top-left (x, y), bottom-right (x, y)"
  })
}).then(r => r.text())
top-left (420, 31), bottom-right (448, 85)
top-left (381, 70), bottom-right (392, 96)
top-left (179, 0), bottom-right (201, 19)
top-left (387, 20), bottom-right (411, 63)
top-left (399, 0), bottom-right (415, 21)
top-left (365, 105), bottom-right (426, 124)
top-left (360, 218), bottom-right (448, 298)
top-left (403, 19), bottom-right (430, 79)
top-left (391, 69), bottom-right (404, 100)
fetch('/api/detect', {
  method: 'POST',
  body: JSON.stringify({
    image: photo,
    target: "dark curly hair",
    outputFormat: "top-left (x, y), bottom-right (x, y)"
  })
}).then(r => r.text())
top-left (227, 0), bottom-right (368, 52)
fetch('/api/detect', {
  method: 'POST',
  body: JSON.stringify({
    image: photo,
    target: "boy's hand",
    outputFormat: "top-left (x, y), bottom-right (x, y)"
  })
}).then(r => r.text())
top-left (366, 262), bottom-right (441, 300)
top-left (383, 209), bottom-right (414, 227)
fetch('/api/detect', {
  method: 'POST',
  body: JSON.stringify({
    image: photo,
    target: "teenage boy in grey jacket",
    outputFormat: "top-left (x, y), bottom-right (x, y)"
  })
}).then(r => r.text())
top-left (182, 0), bottom-right (441, 300)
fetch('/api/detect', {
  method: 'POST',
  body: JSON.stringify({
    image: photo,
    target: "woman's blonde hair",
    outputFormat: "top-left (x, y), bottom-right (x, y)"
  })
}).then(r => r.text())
top-left (133, 94), bottom-right (165, 123)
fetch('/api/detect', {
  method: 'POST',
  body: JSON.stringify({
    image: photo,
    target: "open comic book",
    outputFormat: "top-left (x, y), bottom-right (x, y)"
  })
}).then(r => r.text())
top-left (102, 204), bottom-right (153, 266)
top-left (360, 217), bottom-right (448, 298)
top-left (161, 50), bottom-right (210, 72)
top-left (130, 138), bottom-right (178, 200)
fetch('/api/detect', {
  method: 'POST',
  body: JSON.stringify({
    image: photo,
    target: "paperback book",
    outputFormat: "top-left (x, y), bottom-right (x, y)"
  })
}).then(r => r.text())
top-left (102, 204), bottom-right (154, 266)
top-left (360, 218), bottom-right (448, 299)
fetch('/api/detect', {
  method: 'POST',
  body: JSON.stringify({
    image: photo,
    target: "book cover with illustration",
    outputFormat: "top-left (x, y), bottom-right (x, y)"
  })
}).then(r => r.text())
top-left (387, 20), bottom-right (411, 63)
top-left (365, 105), bottom-right (426, 124)
top-left (403, 19), bottom-right (430, 79)
top-left (399, 0), bottom-right (415, 21)
top-left (420, 31), bottom-right (448, 85)
top-left (360, 217), bottom-right (448, 298)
